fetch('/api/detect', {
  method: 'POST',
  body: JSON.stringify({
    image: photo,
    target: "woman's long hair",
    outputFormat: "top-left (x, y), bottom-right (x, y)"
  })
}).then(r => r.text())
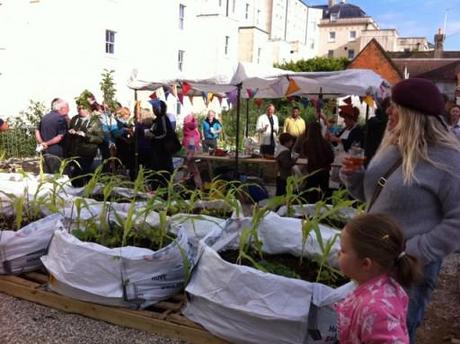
top-left (377, 103), bottom-right (460, 184)
top-left (304, 122), bottom-right (333, 172)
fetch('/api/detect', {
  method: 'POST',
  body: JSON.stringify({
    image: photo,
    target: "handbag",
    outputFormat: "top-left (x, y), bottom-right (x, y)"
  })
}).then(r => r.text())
top-left (367, 157), bottom-right (402, 212)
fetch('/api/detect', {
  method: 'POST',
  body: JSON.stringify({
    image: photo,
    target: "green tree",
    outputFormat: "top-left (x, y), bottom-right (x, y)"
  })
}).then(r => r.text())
top-left (99, 69), bottom-right (118, 112)
top-left (275, 57), bottom-right (349, 72)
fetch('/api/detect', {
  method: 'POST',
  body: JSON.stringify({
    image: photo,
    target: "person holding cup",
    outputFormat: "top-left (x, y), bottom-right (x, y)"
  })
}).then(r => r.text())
top-left (340, 78), bottom-right (460, 343)
top-left (328, 106), bottom-right (364, 152)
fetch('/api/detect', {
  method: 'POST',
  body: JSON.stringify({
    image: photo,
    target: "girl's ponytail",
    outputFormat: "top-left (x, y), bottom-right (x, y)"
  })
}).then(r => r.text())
top-left (393, 252), bottom-right (423, 288)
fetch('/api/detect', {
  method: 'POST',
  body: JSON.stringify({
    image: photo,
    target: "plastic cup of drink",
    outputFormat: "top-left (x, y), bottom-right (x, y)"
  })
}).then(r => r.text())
top-left (348, 146), bottom-right (365, 169)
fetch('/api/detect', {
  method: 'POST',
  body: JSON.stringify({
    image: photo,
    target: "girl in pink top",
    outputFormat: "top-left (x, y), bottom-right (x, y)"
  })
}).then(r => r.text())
top-left (182, 113), bottom-right (202, 188)
top-left (182, 113), bottom-right (201, 151)
top-left (336, 214), bottom-right (422, 344)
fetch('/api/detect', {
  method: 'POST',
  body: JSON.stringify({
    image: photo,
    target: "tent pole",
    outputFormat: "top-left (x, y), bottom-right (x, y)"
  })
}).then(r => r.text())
top-left (134, 90), bottom-right (139, 180)
top-left (245, 98), bottom-right (249, 138)
top-left (235, 83), bottom-right (242, 178)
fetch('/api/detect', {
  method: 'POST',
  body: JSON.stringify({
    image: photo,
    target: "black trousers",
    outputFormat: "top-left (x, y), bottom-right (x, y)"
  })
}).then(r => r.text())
top-left (42, 153), bottom-right (62, 174)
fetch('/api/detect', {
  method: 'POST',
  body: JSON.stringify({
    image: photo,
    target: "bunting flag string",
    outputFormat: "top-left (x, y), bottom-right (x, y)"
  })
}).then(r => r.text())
top-left (178, 92), bottom-right (184, 105)
top-left (171, 84), bottom-right (178, 97)
top-left (343, 96), bottom-right (353, 105)
top-left (201, 92), bottom-right (208, 105)
top-left (182, 81), bottom-right (191, 95)
top-left (207, 92), bottom-right (214, 104)
top-left (225, 88), bottom-right (238, 107)
top-left (285, 77), bottom-right (300, 96)
top-left (246, 88), bottom-right (258, 99)
top-left (363, 95), bottom-right (375, 108)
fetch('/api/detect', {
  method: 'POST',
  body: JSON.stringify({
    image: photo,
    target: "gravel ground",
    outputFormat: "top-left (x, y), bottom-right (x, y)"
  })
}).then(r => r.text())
top-left (0, 293), bottom-right (189, 344)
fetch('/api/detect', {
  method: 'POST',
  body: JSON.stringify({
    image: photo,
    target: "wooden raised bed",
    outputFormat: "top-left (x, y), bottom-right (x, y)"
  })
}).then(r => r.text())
top-left (0, 272), bottom-right (227, 344)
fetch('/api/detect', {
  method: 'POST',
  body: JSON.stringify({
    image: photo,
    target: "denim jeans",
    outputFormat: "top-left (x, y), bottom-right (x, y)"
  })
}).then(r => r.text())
top-left (406, 259), bottom-right (443, 344)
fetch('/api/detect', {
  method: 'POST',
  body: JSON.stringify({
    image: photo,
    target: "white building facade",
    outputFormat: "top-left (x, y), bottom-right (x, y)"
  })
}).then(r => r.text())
top-left (0, 0), bottom-right (320, 119)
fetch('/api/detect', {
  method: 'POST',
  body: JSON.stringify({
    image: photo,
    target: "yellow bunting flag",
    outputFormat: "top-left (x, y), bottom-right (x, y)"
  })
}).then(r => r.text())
top-left (285, 78), bottom-right (300, 96)
top-left (363, 95), bottom-right (374, 107)
top-left (207, 92), bottom-right (214, 104)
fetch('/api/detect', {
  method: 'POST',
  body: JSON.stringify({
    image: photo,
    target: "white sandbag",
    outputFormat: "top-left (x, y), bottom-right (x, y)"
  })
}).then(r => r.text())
top-left (169, 213), bottom-right (226, 248)
top-left (0, 173), bottom-right (69, 216)
top-left (184, 242), bottom-right (355, 344)
top-left (41, 227), bottom-right (193, 309)
top-left (184, 244), bottom-right (313, 344)
top-left (277, 204), bottom-right (356, 223)
top-left (0, 213), bottom-right (65, 274)
top-left (258, 212), bottom-right (341, 260)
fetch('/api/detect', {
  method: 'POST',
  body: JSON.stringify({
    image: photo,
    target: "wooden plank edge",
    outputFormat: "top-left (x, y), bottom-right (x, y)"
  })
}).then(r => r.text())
top-left (0, 277), bottom-right (228, 344)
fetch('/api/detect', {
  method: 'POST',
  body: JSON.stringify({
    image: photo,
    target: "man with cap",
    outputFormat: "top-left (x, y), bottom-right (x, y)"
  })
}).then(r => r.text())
top-left (340, 78), bottom-right (460, 343)
top-left (35, 99), bottom-right (69, 173)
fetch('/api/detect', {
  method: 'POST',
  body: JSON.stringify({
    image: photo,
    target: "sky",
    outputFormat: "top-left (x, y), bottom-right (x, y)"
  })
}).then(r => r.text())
top-left (305, 0), bottom-right (460, 50)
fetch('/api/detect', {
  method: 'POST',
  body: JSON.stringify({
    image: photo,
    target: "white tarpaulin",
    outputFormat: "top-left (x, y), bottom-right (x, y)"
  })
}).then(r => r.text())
top-left (127, 62), bottom-right (387, 98)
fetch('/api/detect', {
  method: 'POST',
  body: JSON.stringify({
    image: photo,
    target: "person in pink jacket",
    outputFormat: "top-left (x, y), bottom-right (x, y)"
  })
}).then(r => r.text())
top-left (182, 113), bottom-right (202, 188)
top-left (336, 214), bottom-right (422, 344)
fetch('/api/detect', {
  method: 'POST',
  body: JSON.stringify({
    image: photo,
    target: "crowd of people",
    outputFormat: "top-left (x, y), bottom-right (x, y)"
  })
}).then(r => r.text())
top-left (34, 93), bottom-right (226, 188)
top-left (0, 78), bottom-right (453, 343)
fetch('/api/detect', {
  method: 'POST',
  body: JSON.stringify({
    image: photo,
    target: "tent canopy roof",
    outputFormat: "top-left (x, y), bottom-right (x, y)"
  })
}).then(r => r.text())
top-left (127, 62), bottom-right (388, 98)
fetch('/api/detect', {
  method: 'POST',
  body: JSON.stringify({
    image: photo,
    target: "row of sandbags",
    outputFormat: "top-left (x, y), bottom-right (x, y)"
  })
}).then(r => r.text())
top-left (0, 172), bottom-right (356, 343)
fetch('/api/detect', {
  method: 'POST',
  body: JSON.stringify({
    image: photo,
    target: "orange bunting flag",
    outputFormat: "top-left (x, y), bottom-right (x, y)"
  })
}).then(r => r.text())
top-left (285, 78), bottom-right (300, 96)
top-left (363, 95), bottom-right (375, 108)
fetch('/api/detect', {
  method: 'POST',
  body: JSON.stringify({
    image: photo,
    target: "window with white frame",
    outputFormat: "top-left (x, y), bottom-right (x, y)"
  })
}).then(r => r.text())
top-left (328, 50), bottom-right (334, 58)
top-left (348, 49), bottom-right (355, 59)
top-left (245, 3), bottom-right (249, 19)
top-left (330, 13), bottom-right (337, 21)
top-left (105, 30), bottom-right (115, 54)
top-left (178, 50), bottom-right (185, 71)
top-left (224, 36), bottom-right (229, 55)
top-left (349, 30), bottom-right (357, 40)
top-left (179, 4), bottom-right (185, 30)
top-left (257, 47), bottom-right (261, 64)
top-left (328, 31), bottom-right (336, 42)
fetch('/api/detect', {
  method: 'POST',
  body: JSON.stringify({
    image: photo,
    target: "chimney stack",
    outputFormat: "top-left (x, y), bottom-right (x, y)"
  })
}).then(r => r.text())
top-left (328, 0), bottom-right (336, 7)
top-left (434, 28), bottom-right (445, 58)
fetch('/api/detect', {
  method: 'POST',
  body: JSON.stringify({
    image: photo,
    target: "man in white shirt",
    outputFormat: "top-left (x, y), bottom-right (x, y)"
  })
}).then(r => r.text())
top-left (256, 104), bottom-right (279, 155)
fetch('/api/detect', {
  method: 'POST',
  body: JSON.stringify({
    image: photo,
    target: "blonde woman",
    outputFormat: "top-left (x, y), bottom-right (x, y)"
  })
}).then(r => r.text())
top-left (340, 78), bottom-right (460, 343)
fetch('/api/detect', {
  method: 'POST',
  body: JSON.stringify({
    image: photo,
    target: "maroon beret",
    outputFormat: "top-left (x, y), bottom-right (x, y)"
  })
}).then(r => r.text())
top-left (391, 78), bottom-right (445, 116)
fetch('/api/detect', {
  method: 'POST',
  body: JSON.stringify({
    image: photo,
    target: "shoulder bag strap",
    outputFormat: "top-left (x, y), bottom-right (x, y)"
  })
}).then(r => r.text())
top-left (367, 157), bottom-right (403, 212)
